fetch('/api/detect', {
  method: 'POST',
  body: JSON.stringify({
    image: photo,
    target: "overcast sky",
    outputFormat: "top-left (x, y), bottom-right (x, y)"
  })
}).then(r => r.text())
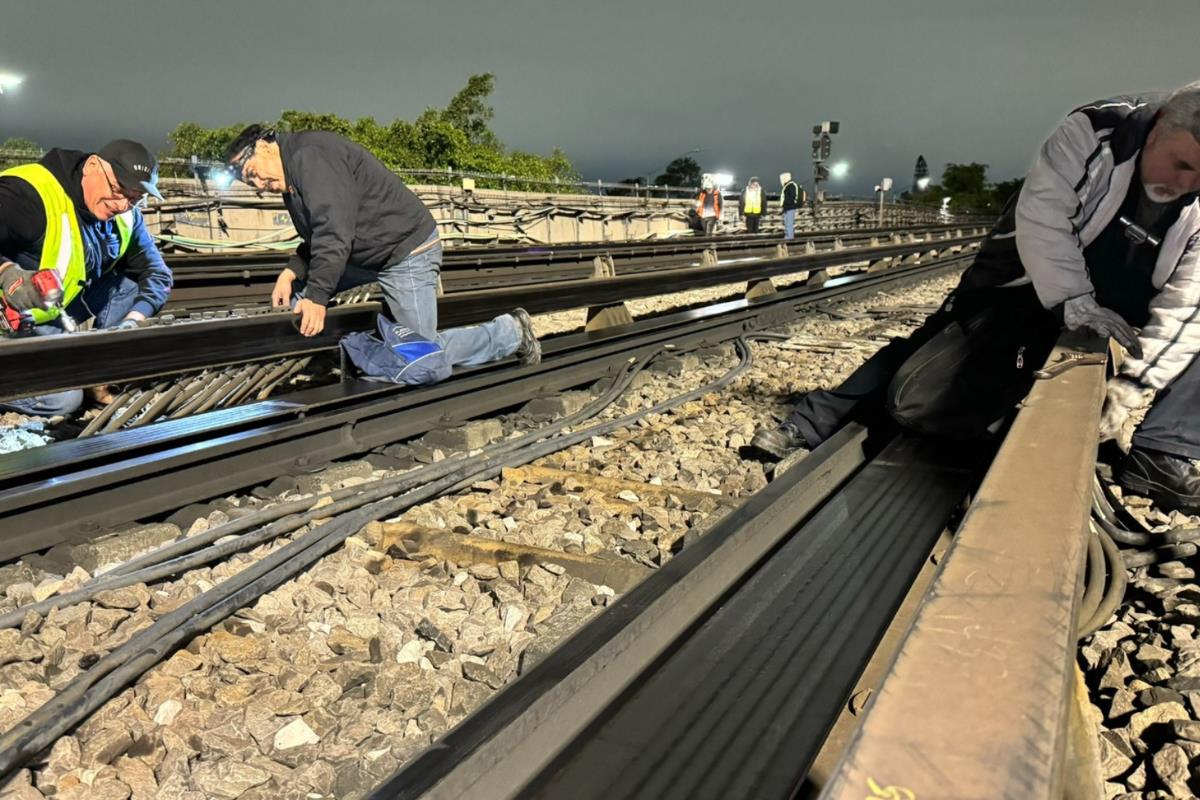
top-left (0, 0), bottom-right (1194, 194)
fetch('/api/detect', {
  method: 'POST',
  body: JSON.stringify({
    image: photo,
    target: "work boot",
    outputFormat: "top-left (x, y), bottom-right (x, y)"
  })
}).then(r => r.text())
top-left (511, 308), bottom-right (541, 366)
top-left (1117, 447), bottom-right (1200, 515)
top-left (749, 420), bottom-right (808, 461)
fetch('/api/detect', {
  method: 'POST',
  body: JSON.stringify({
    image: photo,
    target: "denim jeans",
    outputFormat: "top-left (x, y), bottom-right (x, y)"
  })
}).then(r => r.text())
top-left (783, 209), bottom-right (797, 240)
top-left (1, 271), bottom-right (142, 417)
top-left (299, 234), bottom-right (521, 380)
top-left (1132, 348), bottom-right (1200, 461)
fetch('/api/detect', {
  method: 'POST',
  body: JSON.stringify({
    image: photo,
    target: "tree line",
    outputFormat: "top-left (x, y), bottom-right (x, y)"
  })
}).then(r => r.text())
top-left (164, 74), bottom-right (580, 191)
top-left (905, 162), bottom-right (1024, 214)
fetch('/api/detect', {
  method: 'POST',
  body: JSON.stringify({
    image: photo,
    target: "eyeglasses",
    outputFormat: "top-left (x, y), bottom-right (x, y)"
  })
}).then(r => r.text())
top-left (100, 162), bottom-right (147, 209)
top-left (227, 144), bottom-right (255, 183)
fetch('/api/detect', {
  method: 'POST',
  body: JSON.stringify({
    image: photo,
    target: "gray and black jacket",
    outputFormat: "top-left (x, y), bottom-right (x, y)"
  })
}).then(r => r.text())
top-left (962, 94), bottom-right (1200, 389)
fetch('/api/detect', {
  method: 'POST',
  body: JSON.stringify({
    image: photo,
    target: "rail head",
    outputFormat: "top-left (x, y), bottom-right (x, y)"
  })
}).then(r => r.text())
top-left (820, 332), bottom-right (1107, 800)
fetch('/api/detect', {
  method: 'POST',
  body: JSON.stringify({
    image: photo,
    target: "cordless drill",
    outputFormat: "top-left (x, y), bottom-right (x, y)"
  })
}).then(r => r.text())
top-left (0, 262), bottom-right (74, 335)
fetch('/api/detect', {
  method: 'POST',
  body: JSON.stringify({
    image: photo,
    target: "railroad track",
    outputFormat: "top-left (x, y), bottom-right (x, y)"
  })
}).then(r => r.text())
top-left (0, 253), bottom-right (1124, 799)
top-left (1, 232), bottom-right (984, 406)
top-left (0, 260), bottom-right (963, 796)
top-left (161, 224), bottom-right (984, 311)
top-left (0, 247), bottom-right (976, 559)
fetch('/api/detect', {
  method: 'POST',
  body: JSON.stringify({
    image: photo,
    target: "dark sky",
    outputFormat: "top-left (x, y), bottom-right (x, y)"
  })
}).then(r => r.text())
top-left (1, 0), bottom-right (1195, 194)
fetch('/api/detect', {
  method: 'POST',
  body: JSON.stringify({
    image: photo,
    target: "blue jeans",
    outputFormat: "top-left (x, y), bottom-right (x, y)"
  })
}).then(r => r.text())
top-left (299, 234), bottom-right (521, 380)
top-left (1132, 348), bottom-right (1200, 461)
top-left (1, 272), bottom-right (142, 417)
top-left (783, 209), bottom-right (797, 240)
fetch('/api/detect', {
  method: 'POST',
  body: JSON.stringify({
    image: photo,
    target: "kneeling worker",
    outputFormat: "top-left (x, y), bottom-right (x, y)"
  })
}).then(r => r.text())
top-left (0, 140), bottom-right (173, 415)
top-left (752, 82), bottom-right (1200, 512)
top-left (223, 125), bottom-right (539, 385)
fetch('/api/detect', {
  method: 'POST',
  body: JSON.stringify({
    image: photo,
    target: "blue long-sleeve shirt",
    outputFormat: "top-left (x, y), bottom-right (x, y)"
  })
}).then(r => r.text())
top-left (0, 149), bottom-right (173, 319)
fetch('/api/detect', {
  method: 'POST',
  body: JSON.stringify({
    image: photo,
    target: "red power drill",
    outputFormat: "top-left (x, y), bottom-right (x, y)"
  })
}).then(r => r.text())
top-left (0, 262), bottom-right (74, 335)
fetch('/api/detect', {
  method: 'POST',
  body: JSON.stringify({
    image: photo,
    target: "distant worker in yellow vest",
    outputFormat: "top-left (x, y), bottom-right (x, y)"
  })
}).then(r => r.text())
top-left (741, 177), bottom-right (767, 234)
top-left (0, 140), bottom-right (173, 416)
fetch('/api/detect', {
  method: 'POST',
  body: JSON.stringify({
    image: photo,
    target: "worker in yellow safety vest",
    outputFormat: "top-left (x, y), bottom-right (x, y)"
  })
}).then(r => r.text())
top-left (741, 177), bottom-right (767, 234)
top-left (0, 140), bottom-right (173, 416)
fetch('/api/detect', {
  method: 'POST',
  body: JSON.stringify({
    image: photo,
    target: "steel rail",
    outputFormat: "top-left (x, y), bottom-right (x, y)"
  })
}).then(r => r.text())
top-left (820, 332), bottom-right (1107, 800)
top-left (0, 234), bottom-right (982, 402)
top-left (161, 224), bottom-right (982, 310)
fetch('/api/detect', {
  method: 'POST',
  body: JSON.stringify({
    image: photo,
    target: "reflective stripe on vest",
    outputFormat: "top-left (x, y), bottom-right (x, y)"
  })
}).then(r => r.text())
top-left (0, 163), bottom-right (133, 323)
top-left (782, 181), bottom-right (798, 206)
top-left (744, 187), bottom-right (762, 214)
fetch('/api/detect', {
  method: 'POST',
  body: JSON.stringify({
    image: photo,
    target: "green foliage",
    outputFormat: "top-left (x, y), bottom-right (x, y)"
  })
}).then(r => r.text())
top-left (655, 156), bottom-right (703, 187)
top-left (906, 161), bottom-right (1024, 214)
top-left (165, 122), bottom-right (248, 163)
top-left (1, 137), bottom-right (39, 152)
top-left (164, 74), bottom-right (578, 190)
top-left (442, 73), bottom-right (499, 150)
top-left (941, 162), bottom-right (988, 196)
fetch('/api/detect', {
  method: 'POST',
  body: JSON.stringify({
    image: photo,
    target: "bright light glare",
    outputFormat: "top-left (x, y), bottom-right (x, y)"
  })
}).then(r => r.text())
top-left (830, 161), bottom-right (850, 180)
top-left (212, 170), bottom-right (234, 190)
top-left (916, 177), bottom-right (931, 190)
top-left (711, 172), bottom-right (734, 188)
top-left (0, 73), bottom-right (24, 94)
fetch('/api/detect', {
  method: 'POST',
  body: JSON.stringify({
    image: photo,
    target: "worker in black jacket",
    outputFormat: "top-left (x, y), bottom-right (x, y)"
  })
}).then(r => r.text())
top-left (779, 172), bottom-right (805, 240)
top-left (224, 125), bottom-right (540, 385)
top-left (0, 140), bottom-right (173, 415)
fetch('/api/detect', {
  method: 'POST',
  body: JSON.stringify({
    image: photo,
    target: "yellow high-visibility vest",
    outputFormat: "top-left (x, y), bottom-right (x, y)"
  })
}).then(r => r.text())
top-left (0, 163), bottom-right (133, 323)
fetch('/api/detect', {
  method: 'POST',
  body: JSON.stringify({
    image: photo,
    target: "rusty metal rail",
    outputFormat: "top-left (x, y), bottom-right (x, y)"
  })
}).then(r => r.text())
top-left (820, 332), bottom-right (1107, 800)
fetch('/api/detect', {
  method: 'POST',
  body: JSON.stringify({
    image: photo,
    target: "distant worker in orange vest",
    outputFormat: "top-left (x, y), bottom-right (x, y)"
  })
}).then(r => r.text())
top-left (696, 175), bottom-right (722, 237)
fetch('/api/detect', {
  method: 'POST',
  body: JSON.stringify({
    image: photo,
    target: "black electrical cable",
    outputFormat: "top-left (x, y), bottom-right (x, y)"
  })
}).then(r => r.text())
top-left (0, 341), bottom-right (754, 780)
top-left (1122, 542), bottom-right (1199, 569)
top-left (0, 355), bottom-right (646, 629)
top-left (1091, 510), bottom-right (1151, 547)
top-left (1094, 474), bottom-right (1152, 534)
top-left (1077, 529), bottom-right (1105, 631)
top-left (1078, 523), bottom-right (1128, 639)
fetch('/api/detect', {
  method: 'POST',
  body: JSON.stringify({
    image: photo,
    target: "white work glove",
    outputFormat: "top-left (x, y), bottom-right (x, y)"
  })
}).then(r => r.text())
top-left (1098, 377), bottom-right (1154, 447)
top-left (1063, 295), bottom-right (1143, 359)
top-left (115, 318), bottom-right (141, 330)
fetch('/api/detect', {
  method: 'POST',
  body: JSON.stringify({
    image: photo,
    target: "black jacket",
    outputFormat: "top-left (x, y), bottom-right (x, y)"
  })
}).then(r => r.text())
top-left (781, 181), bottom-right (805, 211)
top-left (279, 132), bottom-right (438, 306)
top-left (0, 149), bottom-right (172, 318)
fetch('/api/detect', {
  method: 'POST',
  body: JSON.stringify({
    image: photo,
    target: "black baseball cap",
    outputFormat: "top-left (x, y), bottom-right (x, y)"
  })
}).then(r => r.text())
top-left (98, 139), bottom-right (163, 201)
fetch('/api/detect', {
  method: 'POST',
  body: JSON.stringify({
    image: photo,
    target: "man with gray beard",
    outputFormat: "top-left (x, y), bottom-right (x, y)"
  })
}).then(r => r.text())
top-left (752, 81), bottom-right (1200, 513)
